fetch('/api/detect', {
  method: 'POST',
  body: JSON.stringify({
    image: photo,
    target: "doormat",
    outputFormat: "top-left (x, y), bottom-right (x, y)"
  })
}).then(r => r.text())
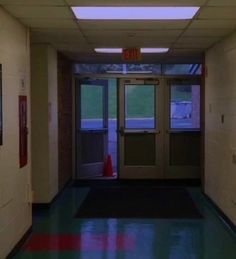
top-left (75, 187), bottom-right (203, 219)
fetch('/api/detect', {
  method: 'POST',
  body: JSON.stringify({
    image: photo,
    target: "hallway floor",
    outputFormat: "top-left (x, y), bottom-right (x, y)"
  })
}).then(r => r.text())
top-left (14, 185), bottom-right (236, 259)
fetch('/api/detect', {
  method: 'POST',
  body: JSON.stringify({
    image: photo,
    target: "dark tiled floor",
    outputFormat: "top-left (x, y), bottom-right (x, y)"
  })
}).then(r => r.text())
top-left (14, 186), bottom-right (236, 259)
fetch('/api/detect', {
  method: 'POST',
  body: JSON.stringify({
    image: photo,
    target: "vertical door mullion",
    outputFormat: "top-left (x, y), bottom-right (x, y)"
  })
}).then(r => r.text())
top-left (158, 78), bottom-right (164, 177)
top-left (103, 81), bottom-right (109, 158)
top-left (118, 79), bottom-right (125, 175)
top-left (155, 82), bottom-right (159, 166)
top-left (103, 81), bottom-right (108, 129)
top-left (77, 79), bottom-right (82, 130)
top-left (164, 79), bottom-right (171, 178)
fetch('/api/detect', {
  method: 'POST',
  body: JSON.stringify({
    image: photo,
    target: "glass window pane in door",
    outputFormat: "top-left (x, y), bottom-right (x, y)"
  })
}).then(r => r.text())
top-left (170, 85), bottom-right (200, 129)
top-left (81, 84), bottom-right (103, 129)
top-left (125, 85), bottom-right (155, 129)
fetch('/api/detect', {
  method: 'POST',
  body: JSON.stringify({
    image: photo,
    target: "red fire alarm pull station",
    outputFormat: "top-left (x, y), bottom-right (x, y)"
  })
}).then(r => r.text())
top-left (19, 96), bottom-right (28, 168)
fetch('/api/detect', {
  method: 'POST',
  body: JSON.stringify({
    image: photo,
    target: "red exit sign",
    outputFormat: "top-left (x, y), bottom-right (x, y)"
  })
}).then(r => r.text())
top-left (122, 48), bottom-right (141, 61)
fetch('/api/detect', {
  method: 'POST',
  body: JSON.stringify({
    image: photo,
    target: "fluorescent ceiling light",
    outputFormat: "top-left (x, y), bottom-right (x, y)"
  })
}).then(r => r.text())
top-left (71, 7), bottom-right (199, 20)
top-left (141, 48), bottom-right (169, 53)
top-left (95, 48), bottom-right (169, 53)
top-left (95, 48), bottom-right (122, 53)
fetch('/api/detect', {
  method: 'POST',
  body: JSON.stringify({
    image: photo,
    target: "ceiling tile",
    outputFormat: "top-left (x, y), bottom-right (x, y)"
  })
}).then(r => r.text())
top-left (177, 36), bottom-right (220, 43)
top-left (53, 42), bottom-right (91, 52)
top-left (169, 48), bottom-right (204, 55)
top-left (174, 42), bottom-right (211, 48)
top-left (2, 0), bottom-right (233, 63)
top-left (198, 7), bottom-right (236, 19)
top-left (191, 20), bottom-right (236, 29)
top-left (87, 37), bottom-right (176, 47)
top-left (89, 38), bottom-right (173, 48)
top-left (20, 18), bottom-right (77, 28)
top-left (67, 52), bottom-right (202, 64)
top-left (182, 28), bottom-right (234, 37)
top-left (175, 37), bottom-right (220, 48)
top-left (31, 29), bottom-right (85, 43)
top-left (84, 30), bottom-right (182, 38)
top-left (0, 0), bottom-right (65, 5)
top-left (4, 6), bottom-right (73, 18)
top-left (64, 52), bottom-right (126, 64)
top-left (207, 0), bottom-right (236, 6)
top-left (66, 0), bottom-right (206, 7)
top-left (79, 21), bottom-right (190, 31)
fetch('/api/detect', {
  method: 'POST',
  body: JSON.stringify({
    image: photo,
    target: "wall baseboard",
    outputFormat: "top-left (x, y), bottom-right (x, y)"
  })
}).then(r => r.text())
top-left (204, 193), bottom-right (236, 236)
top-left (6, 226), bottom-right (32, 259)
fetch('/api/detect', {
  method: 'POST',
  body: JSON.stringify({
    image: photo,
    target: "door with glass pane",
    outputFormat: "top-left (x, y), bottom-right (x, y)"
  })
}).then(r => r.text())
top-left (165, 79), bottom-right (201, 178)
top-left (76, 79), bottom-right (108, 178)
top-left (118, 78), bottom-right (163, 178)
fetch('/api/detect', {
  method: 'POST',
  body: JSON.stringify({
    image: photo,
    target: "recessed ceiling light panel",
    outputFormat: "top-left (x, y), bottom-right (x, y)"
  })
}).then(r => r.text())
top-left (141, 48), bottom-right (169, 53)
top-left (95, 48), bottom-right (122, 53)
top-left (95, 48), bottom-right (169, 53)
top-left (72, 7), bottom-right (199, 20)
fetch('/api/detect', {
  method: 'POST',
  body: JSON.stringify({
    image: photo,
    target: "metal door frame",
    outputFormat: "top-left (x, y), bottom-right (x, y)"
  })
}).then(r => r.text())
top-left (74, 74), bottom-right (202, 180)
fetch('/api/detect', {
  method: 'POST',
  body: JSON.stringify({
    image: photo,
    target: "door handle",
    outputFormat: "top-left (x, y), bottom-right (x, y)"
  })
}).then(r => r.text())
top-left (118, 126), bottom-right (125, 136)
top-left (138, 130), bottom-right (161, 134)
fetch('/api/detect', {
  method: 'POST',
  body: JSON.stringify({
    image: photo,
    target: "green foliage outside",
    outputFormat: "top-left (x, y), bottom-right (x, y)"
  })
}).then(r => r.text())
top-left (81, 85), bottom-right (103, 119)
top-left (126, 85), bottom-right (154, 118)
top-left (108, 79), bottom-right (117, 118)
top-left (81, 79), bottom-right (117, 119)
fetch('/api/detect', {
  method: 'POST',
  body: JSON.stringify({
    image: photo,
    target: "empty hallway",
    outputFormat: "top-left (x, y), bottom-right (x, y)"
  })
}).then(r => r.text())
top-left (1, 1), bottom-right (236, 258)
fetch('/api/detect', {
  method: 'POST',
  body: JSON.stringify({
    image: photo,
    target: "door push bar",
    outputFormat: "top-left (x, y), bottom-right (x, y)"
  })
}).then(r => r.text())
top-left (118, 126), bottom-right (161, 136)
top-left (166, 130), bottom-right (201, 134)
top-left (79, 128), bottom-right (108, 133)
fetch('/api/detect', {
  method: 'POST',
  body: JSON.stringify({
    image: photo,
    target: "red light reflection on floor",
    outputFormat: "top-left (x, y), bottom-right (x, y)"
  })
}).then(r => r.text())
top-left (25, 234), bottom-right (135, 251)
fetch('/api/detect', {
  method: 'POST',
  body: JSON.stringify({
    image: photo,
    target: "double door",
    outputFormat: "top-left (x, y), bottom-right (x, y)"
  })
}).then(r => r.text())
top-left (118, 78), bottom-right (201, 179)
top-left (76, 77), bottom-right (201, 179)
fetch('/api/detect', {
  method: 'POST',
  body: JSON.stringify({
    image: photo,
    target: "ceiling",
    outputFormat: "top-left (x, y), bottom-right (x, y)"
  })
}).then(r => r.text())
top-left (1, 0), bottom-right (236, 63)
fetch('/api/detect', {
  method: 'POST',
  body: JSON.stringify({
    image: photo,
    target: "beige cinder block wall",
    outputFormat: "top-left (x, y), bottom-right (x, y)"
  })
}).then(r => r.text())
top-left (0, 7), bottom-right (32, 258)
top-left (31, 44), bottom-right (58, 203)
top-left (205, 30), bottom-right (236, 225)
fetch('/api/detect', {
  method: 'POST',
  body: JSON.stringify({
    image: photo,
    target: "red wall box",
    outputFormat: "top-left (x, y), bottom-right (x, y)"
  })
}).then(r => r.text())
top-left (19, 96), bottom-right (28, 168)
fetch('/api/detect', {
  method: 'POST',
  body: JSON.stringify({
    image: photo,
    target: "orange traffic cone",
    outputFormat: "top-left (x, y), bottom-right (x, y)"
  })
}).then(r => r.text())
top-left (104, 154), bottom-right (113, 177)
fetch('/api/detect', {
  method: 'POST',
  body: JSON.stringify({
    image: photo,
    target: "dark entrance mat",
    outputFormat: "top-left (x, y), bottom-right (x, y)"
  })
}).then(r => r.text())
top-left (75, 187), bottom-right (203, 219)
